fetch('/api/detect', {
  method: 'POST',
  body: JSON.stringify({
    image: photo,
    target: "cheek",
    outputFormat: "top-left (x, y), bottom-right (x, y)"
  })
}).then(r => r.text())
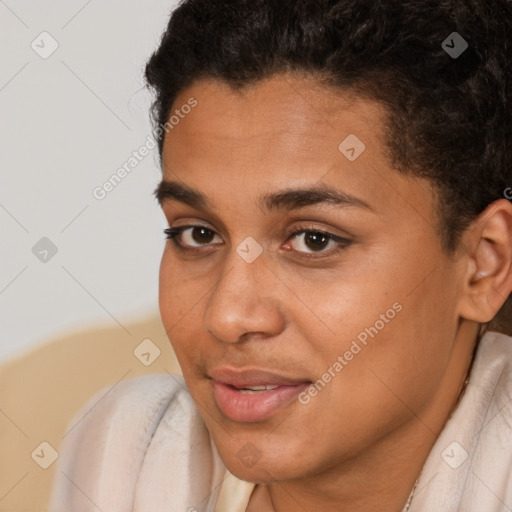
top-left (159, 248), bottom-right (206, 317)
top-left (292, 248), bottom-right (456, 408)
top-left (158, 252), bottom-right (180, 326)
top-left (332, 270), bottom-right (456, 417)
top-left (158, 250), bottom-right (204, 361)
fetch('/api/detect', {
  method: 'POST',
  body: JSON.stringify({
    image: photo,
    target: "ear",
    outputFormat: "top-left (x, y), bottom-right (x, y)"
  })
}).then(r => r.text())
top-left (457, 199), bottom-right (512, 323)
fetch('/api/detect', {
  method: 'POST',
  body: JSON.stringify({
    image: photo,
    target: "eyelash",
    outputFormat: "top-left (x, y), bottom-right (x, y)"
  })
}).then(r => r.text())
top-left (163, 225), bottom-right (352, 259)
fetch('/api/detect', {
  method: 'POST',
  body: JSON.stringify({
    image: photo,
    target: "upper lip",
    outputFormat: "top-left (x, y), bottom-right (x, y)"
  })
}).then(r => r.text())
top-left (209, 367), bottom-right (310, 388)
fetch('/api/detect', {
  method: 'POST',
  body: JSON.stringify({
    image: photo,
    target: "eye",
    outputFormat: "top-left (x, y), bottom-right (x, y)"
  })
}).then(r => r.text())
top-left (285, 228), bottom-right (351, 257)
top-left (164, 225), bottom-right (223, 248)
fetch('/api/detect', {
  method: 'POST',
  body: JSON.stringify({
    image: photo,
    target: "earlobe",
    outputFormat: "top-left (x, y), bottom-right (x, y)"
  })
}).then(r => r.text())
top-left (458, 199), bottom-right (512, 323)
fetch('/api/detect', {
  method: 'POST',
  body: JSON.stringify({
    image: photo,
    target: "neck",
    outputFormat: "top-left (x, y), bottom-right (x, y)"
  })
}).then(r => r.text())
top-left (247, 322), bottom-right (480, 512)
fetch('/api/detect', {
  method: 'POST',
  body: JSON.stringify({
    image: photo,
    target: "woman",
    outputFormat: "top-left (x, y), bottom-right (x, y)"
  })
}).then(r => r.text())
top-left (48, 0), bottom-right (512, 510)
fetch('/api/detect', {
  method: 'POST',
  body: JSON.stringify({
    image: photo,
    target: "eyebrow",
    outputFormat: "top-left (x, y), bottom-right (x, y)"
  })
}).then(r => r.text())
top-left (155, 180), bottom-right (373, 213)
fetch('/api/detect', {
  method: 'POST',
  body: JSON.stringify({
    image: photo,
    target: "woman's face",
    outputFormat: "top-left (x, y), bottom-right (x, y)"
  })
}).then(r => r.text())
top-left (157, 75), bottom-right (469, 483)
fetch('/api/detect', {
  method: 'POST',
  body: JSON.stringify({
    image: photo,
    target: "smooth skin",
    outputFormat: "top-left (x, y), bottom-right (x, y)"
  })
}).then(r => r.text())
top-left (157, 74), bottom-right (512, 512)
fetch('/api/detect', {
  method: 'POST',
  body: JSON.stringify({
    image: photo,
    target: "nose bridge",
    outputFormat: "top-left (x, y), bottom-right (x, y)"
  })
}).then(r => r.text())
top-left (203, 246), bottom-right (284, 343)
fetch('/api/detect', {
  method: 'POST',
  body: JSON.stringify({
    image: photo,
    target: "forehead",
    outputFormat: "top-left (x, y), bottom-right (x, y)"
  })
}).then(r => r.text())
top-left (164, 75), bottom-right (383, 158)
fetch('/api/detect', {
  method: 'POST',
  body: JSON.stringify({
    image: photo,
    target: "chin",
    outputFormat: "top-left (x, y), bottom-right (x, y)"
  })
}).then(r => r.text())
top-left (224, 455), bottom-right (298, 483)
top-left (212, 433), bottom-right (311, 483)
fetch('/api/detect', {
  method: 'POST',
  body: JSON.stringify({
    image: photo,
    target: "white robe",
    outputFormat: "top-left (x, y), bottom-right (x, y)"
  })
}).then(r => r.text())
top-left (47, 331), bottom-right (512, 511)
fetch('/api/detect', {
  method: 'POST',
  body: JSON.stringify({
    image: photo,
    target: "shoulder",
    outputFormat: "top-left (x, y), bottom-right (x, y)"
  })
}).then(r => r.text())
top-left (62, 373), bottom-right (194, 448)
top-left (81, 373), bottom-right (193, 426)
top-left (463, 331), bottom-right (512, 506)
top-left (477, 330), bottom-right (512, 360)
top-left (472, 331), bottom-right (512, 392)
top-left (48, 374), bottom-right (203, 511)
top-left (468, 331), bottom-right (512, 431)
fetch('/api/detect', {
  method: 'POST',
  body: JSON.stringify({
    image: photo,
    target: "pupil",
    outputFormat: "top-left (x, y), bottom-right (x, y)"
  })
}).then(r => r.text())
top-left (306, 232), bottom-right (328, 251)
top-left (193, 227), bottom-right (213, 244)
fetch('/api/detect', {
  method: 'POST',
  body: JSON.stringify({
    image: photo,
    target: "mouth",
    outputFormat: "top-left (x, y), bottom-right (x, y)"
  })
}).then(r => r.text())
top-left (209, 368), bottom-right (311, 422)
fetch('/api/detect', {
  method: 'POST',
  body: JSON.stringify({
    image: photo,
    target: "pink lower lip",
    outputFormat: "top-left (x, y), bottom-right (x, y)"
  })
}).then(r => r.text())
top-left (212, 381), bottom-right (308, 422)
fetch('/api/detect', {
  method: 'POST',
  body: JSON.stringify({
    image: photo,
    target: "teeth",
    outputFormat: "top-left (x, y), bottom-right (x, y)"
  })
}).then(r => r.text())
top-left (238, 385), bottom-right (279, 394)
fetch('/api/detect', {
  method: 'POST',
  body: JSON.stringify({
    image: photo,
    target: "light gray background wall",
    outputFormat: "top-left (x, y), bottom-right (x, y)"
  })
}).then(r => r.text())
top-left (1, 0), bottom-right (180, 363)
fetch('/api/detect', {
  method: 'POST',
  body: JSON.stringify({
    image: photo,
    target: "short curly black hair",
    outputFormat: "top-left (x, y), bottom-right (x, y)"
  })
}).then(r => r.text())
top-left (145, 0), bottom-right (512, 333)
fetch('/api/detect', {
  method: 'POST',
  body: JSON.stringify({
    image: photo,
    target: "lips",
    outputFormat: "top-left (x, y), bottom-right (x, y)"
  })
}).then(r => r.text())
top-left (209, 367), bottom-right (309, 388)
top-left (209, 367), bottom-right (310, 422)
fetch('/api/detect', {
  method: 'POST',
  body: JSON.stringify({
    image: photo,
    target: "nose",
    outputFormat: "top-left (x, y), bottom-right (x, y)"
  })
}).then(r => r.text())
top-left (203, 249), bottom-right (286, 344)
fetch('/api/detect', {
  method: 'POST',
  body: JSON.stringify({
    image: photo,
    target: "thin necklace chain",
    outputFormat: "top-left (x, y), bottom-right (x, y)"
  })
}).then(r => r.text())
top-left (401, 476), bottom-right (420, 512)
top-left (266, 478), bottom-right (421, 512)
top-left (402, 371), bottom-right (472, 512)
